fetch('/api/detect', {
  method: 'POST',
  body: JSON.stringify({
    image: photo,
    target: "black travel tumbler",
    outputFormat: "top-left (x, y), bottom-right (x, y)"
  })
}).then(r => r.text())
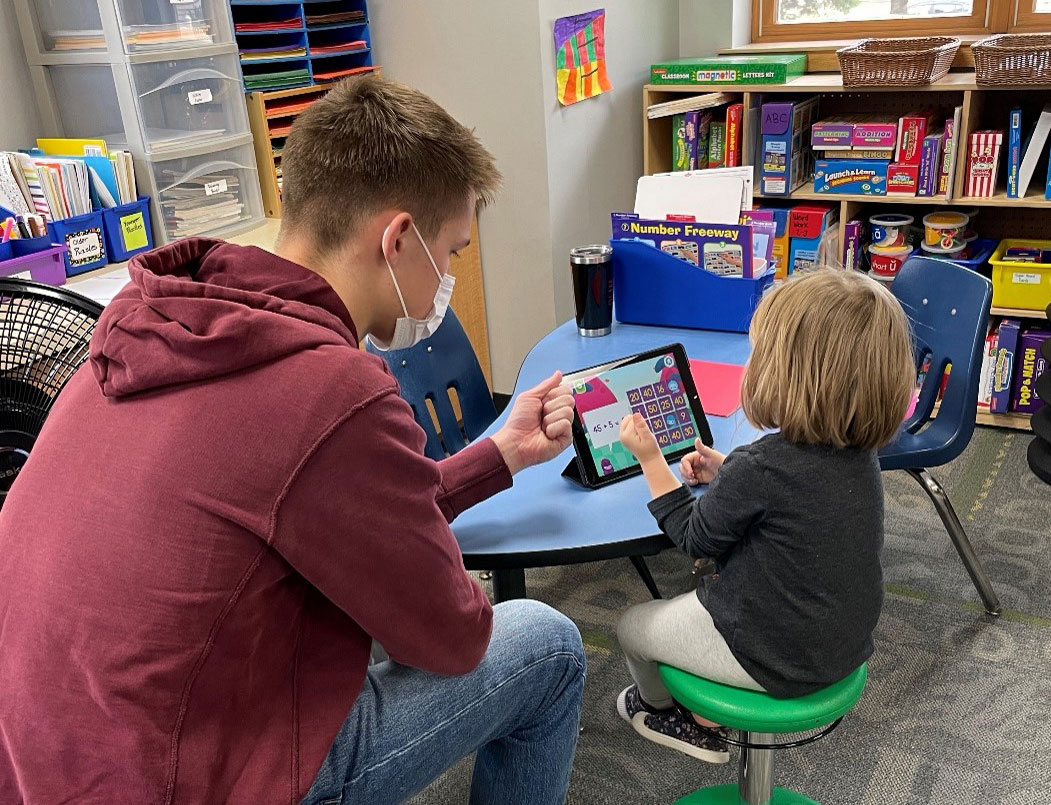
top-left (570, 244), bottom-right (613, 337)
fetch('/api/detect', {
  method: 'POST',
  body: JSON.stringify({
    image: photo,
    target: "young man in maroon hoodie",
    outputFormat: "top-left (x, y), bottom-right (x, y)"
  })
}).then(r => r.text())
top-left (0, 77), bottom-right (586, 804)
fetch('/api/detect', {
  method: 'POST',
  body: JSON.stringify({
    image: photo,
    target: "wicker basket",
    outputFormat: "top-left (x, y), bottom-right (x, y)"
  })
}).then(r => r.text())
top-left (973, 34), bottom-right (1051, 86)
top-left (837, 37), bottom-right (960, 87)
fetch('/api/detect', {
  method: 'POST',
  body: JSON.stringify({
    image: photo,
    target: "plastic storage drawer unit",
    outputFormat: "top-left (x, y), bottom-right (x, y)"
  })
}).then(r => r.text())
top-left (139, 135), bottom-right (264, 244)
top-left (15, 0), bottom-right (234, 62)
top-left (40, 47), bottom-right (249, 155)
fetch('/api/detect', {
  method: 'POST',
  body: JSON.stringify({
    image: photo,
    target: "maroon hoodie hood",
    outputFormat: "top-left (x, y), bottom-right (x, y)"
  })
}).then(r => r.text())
top-left (1, 237), bottom-right (504, 804)
top-left (90, 237), bottom-right (359, 397)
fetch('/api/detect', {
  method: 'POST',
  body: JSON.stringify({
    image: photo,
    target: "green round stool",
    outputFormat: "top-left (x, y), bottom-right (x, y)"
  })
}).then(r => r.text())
top-left (657, 663), bottom-right (868, 805)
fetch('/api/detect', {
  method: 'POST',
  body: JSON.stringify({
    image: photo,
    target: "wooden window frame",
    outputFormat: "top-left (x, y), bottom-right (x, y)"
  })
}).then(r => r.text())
top-left (1013, 0), bottom-right (1051, 30)
top-left (752, 0), bottom-right (1051, 43)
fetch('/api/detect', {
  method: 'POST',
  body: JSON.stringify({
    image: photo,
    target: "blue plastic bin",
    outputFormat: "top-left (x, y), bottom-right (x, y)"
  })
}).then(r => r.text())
top-left (611, 238), bottom-right (774, 333)
top-left (102, 197), bottom-right (154, 262)
top-left (51, 211), bottom-right (108, 276)
top-left (946, 237), bottom-right (997, 275)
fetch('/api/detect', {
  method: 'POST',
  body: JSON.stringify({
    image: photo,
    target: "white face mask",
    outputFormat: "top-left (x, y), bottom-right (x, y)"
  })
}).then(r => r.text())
top-left (368, 221), bottom-right (456, 352)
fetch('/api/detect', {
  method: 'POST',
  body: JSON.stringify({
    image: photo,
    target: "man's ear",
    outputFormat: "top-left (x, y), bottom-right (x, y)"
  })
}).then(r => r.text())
top-left (380, 212), bottom-right (414, 266)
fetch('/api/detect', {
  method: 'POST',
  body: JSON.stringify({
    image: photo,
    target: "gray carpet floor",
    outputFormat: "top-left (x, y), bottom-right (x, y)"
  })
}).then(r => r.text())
top-left (410, 428), bottom-right (1051, 804)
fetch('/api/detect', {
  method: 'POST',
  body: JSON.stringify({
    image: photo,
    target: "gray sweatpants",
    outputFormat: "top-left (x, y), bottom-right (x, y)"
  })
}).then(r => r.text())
top-left (617, 592), bottom-right (765, 709)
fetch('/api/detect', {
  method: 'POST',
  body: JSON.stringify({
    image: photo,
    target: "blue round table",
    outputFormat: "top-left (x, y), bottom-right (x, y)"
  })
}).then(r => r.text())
top-left (452, 320), bottom-right (759, 601)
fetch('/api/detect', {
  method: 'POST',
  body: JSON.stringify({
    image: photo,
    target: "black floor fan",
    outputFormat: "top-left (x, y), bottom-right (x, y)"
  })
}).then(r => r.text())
top-left (0, 279), bottom-right (104, 509)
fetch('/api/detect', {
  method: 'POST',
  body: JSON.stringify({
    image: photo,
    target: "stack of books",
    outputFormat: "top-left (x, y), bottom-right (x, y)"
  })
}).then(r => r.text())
top-left (160, 170), bottom-right (245, 238)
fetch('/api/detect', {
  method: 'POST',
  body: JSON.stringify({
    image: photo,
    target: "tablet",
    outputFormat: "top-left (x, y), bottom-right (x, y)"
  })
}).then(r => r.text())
top-left (563, 344), bottom-right (714, 488)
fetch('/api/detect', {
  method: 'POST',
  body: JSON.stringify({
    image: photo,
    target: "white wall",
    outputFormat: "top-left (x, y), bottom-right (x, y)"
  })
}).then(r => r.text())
top-left (370, 1), bottom-right (556, 393)
top-left (538, 1), bottom-right (680, 324)
top-left (679, 0), bottom-right (750, 56)
top-left (373, 1), bottom-right (737, 392)
top-left (0, 2), bottom-right (42, 149)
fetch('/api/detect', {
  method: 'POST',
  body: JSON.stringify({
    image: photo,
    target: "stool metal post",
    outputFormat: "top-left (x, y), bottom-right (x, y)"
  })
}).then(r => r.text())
top-left (739, 732), bottom-right (775, 805)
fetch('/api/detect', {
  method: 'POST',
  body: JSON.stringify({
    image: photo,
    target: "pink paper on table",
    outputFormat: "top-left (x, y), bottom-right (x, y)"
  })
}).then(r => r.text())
top-left (689, 359), bottom-right (745, 418)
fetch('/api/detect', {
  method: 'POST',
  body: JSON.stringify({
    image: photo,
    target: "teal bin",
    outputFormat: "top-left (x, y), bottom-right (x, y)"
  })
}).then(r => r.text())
top-left (51, 211), bottom-right (108, 276)
top-left (102, 197), bottom-right (153, 262)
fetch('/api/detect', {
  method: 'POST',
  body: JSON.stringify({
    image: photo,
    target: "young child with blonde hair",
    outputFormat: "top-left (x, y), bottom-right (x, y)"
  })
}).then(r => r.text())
top-left (615, 269), bottom-right (915, 763)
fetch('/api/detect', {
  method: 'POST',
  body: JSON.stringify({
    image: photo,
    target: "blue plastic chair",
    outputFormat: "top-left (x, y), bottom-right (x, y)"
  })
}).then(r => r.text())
top-left (365, 309), bottom-right (497, 461)
top-left (880, 255), bottom-right (1001, 615)
top-left (367, 308), bottom-right (667, 602)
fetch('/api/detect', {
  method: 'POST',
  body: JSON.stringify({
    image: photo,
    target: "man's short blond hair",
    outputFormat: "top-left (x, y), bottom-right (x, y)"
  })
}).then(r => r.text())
top-left (280, 76), bottom-right (501, 252)
top-left (741, 270), bottom-right (915, 450)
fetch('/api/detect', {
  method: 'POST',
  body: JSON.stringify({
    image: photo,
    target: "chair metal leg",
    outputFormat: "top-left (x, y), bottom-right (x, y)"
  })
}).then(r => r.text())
top-left (629, 555), bottom-right (662, 599)
top-left (739, 731), bottom-right (775, 805)
top-left (905, 468), bottom-right (1001, 616)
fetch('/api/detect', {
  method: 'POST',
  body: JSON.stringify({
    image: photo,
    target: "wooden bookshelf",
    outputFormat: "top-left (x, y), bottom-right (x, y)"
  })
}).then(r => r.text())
top-left (645, 73), bottom-right (978, 95)
top-left (991, 305), bottom-right (1047, 319)
top-left (756, 189), bottom-right (951, 205)
top-left (755, 187), bottom-right (1051, 209)
top-left (976, 410), bottom-right (1033, 429)
top-left (642, 74), bottom-right (1051, 432)
top-left (245, 70), bottom-right (379, 218)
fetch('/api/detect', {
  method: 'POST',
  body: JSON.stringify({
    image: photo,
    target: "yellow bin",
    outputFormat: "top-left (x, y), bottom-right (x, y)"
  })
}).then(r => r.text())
top-left (988, 239), bottom-right (1051, 311)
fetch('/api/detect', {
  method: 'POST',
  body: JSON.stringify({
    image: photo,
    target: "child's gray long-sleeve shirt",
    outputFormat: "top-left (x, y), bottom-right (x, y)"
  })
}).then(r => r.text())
top-left (648, 432), bottom-right (884, 698)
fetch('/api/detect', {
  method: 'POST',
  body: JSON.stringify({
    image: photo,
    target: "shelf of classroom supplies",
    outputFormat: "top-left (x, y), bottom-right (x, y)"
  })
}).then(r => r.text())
top-left (754, 188), bottom-right (951, 205)
top-left (756, 189), bottom-right (1051, 209)
top-left (953, 190), bottom-right (1051, 208)
top-left (932, 401), bottom-right (1034, 431)
top-left (644, 73), bottom-right (997, 96)
top-left (991, 306), bottom-right (1048, 319)
top-left (976, 410), bottom-right (1033, 430)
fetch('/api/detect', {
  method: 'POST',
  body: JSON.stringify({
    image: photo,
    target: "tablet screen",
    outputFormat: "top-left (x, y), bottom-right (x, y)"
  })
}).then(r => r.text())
top-left (564, 345), bottom-right (711, 484)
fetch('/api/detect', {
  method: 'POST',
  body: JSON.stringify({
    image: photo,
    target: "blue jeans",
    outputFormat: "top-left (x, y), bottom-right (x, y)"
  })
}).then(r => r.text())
top-left (302, 599), bottom-right (586, 805)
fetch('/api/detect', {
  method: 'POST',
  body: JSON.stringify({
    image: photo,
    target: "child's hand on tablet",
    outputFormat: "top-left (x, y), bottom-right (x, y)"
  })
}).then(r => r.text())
top-left (679, 439), bottom-right (725, 486)
top-left (619, 413), bottom-right (661, 463)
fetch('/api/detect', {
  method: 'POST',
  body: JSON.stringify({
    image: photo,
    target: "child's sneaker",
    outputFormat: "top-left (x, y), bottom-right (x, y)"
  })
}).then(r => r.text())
top-left (616, 684), bottom-right (730, 764)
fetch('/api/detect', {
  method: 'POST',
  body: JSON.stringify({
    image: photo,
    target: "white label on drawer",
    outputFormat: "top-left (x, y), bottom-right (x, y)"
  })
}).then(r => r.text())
top-left (66, 228), bottom-right (104, 267)
top-left (1012, 272), bottom-right (1042, 285)
top-left (187, 88), bottom-right (213, 105)
top-left (170, 0), bottom-right (197, 5)
top-left (205, 179), bottom-right (228, 196)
